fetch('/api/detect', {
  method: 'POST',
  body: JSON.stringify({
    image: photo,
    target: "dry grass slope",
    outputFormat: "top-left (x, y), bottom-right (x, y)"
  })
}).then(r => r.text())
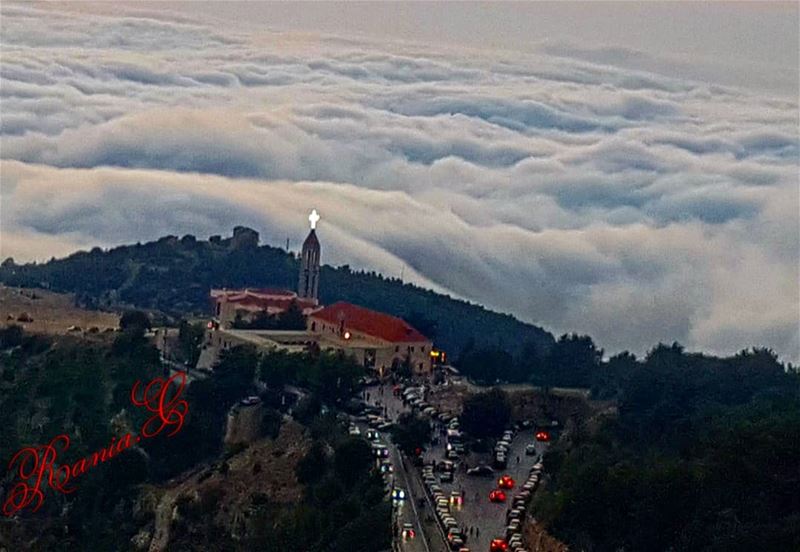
top-left (0, 285), bottom-right (118, 334)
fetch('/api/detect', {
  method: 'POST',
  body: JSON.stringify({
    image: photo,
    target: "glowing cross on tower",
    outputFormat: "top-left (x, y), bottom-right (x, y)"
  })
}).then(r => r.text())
top-left (308, 209), bottom-right (320, 230)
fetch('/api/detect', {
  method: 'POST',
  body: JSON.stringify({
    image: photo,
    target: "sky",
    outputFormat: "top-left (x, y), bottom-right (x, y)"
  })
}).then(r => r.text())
top-left (1, 1), bottom-right (798, 363)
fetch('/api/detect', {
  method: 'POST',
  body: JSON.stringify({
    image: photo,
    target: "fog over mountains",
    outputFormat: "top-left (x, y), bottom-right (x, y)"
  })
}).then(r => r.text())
top-left (1, 2), bottom-right (798, 362)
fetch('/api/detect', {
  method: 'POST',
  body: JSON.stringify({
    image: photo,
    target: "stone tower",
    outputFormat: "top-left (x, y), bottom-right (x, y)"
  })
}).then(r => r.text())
top-left (298, 209), bottom-right (321, 302)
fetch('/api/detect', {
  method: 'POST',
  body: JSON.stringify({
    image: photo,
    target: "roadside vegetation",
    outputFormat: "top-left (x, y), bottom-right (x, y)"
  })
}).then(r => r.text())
top-left (533, 344), bottom-right (800, 551)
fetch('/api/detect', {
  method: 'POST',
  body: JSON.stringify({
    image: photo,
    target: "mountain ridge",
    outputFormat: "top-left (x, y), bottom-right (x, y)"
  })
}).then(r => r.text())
top-left (0, 228), bottom-right (554, 357)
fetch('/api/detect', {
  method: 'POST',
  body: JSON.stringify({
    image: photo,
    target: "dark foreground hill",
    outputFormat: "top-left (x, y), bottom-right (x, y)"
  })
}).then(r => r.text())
top-left (0, 228), bottom-right (553, 356)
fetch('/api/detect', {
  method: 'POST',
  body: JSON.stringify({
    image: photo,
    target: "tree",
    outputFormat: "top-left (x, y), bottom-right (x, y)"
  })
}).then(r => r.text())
top-left (212, 345), bottom-right (258, 406)
top-left (516, 340), bottom-right (545, 383)
top-left (457, 346), bottom-right (514, 384)
top-left (392, 413), bottom-right (432, 455)
top-left (592, 351), bottom-right (638, 400)
top-left (297, 442), bottom-right (328, 484)
top-left (260, 408), bottom-right (282, 439)
top-left (119, 310), bottom-right (151, 332)
top-left (461, 388), bottom-right (511, 438)
top-left (316, 351), bottom-right (362, 402)
top-left (276, 300), bottom-right (307, 330)
top-left (177, 320), bottom-right (205, 367)
top-left (260, 350), bottom-right (300, 389)
top-left (404, 311), bottom-right (438, 340)
top-left (293, 395), bottom-right (322, 425)
top-left (542, 333), bottom-right (602, 388)
top-left (333, 438), bottom-right (374, 486)
top-left (0, 324), bottom-right (24, 349)
top-left (328, 500), bottom-right (392, 552)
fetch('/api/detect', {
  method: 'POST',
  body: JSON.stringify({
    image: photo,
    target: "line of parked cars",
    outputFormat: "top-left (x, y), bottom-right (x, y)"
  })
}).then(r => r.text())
top-left (445, 417), bottom-right (465, 461)
top-left (493, 428), bottom-right (516, 468)
top-left (421, 462), bottom-right (469, 551)
top-left (402, 386), bottom-right (437, 418)
top-left (401, 385), bottom-right (459, 424)
top-left (491, 460), bottom-right (544, 552)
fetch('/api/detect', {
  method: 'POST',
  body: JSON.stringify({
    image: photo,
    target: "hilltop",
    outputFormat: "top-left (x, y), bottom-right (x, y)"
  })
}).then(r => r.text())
top-left (0, 228), bottom-right (554, 357)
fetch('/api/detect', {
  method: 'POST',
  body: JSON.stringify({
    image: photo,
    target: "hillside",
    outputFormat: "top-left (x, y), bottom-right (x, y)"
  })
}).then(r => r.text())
top-left (0, 327), bottom-right (390, 551)
top-left (0, 228), bottom-right (554, 356)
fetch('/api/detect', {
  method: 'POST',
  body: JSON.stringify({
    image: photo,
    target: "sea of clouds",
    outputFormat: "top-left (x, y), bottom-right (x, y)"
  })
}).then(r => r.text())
top-left (0, 3), bottom-right (798, 362)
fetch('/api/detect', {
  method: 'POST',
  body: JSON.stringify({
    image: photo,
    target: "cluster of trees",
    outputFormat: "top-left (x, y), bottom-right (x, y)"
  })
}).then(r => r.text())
top-left (0, 322), bottom-right (162, 548)
top-left (177, 320), bottom-right (205, 368)
top-left (0, 323), bottom-right (385, 550)
top-left (232, 300), bottom-right (307, 330)
top-left (0, 323), bottom-right (25, 349)
top-left (0, 231), bottom-right (553, 355)
top-left (278, 435), bottom-right (391, 552)
top-left (392, 412), bottom-right (433, 455)
top-left (457, 333), bottom-right (601, 388)
top-left (461, 388), bottom-right (512, 438)
top-left (533, 344), bottom-right (800, 551)
top-left (259, 348), bottom-right (364, 403)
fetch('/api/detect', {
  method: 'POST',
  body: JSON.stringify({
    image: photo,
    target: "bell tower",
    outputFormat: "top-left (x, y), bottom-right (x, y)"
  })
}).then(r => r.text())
top-left (298, 209), bottom-right (321, 302)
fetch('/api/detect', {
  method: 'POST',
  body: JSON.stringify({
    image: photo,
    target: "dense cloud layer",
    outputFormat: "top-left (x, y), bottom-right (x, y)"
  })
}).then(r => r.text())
top-left (1, 3), bottom-right (798, 362)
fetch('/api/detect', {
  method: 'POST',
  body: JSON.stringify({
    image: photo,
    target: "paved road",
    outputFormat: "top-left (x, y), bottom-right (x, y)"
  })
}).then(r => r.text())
top-left (431, 429), bottom-right (546, 551)
top-left (352, 397), bottom-right (441, 552)
top-left (365, 383), bottom-right (549, 552)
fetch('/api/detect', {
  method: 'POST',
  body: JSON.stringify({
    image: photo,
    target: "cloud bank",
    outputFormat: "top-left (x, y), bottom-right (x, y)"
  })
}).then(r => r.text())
top-left (1, 3), bottom-right (798, 362)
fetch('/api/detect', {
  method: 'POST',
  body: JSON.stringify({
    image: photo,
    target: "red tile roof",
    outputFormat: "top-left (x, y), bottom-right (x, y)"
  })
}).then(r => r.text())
top-left (311, 302), bottom-right (429, 343)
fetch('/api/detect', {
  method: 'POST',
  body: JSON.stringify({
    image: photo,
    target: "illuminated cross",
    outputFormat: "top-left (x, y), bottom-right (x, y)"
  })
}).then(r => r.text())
top-left (308, 209), bottom-right (320, 230)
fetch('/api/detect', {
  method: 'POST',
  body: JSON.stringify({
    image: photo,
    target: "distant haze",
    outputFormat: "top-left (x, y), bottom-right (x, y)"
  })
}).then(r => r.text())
top-left (1, 1), bottom-right (798, 363)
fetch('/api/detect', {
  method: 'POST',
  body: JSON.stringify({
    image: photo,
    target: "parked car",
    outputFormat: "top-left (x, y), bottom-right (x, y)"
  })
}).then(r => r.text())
top-left (466, 465), bottom-right (494, 477)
